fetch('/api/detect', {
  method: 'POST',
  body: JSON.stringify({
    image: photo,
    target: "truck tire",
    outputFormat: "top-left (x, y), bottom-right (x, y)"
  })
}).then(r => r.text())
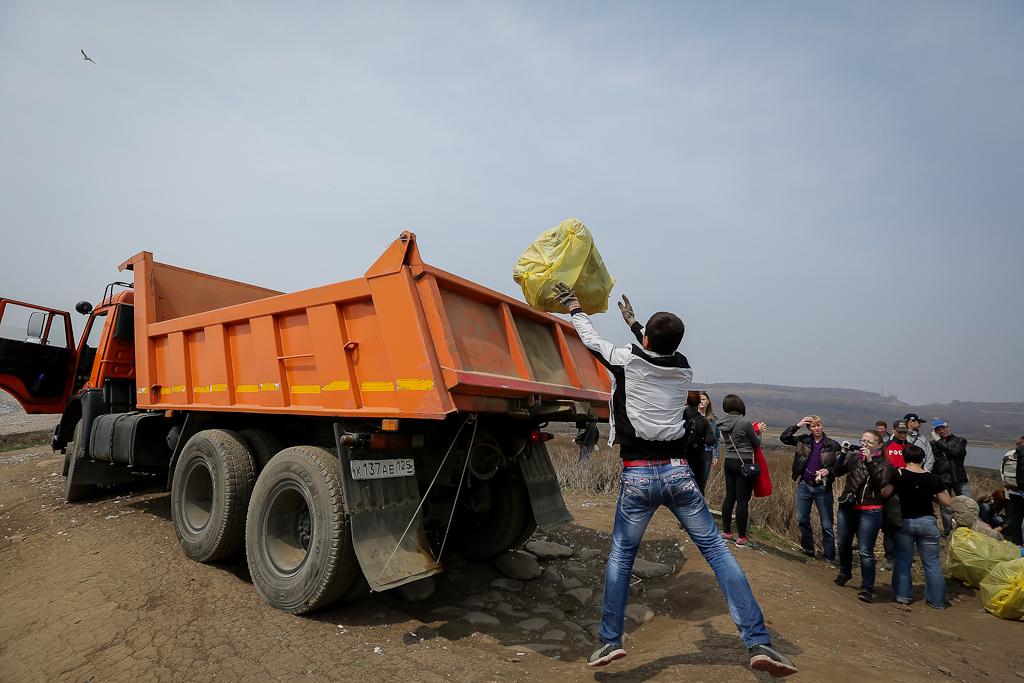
top-left (237, 428), bottom-right (284, 472)
top-left (171, 429), bottom-right (256, 563)
top-left (245, 446), bottom-right (359, 614)
top-left (512, 513), bottom-right (538, 549)
top-left (63, 420), bottom-right (96, 503)
top-left (453, 474), bottom-right (531, 560)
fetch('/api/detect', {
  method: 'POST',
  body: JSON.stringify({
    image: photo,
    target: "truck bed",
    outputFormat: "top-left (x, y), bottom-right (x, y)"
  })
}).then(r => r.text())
top-left (119, 232), bottom-right (611, 420)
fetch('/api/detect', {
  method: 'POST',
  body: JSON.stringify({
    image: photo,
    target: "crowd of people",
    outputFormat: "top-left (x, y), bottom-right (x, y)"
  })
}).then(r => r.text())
top-left (558, 283), bottom-right (1022, 677)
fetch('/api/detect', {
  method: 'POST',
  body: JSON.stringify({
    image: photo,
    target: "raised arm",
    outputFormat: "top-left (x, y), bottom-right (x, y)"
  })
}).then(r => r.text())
top-left (617, 295), bottom-right (644, 343)
top-left (553, 283), bottom-right (629, 367)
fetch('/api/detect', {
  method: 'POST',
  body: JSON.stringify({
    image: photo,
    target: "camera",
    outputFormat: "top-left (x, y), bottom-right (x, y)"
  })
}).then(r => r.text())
top-left (841, 440), bottom-right (861, 451)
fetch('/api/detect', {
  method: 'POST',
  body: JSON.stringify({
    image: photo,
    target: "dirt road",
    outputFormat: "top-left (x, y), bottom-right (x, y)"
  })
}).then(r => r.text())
top-left (2, 445), bottom-right (1022, 683)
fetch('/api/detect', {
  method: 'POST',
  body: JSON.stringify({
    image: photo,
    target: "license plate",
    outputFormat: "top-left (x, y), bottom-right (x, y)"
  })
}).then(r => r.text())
top-left (350, 458), bottom-right (415, 481)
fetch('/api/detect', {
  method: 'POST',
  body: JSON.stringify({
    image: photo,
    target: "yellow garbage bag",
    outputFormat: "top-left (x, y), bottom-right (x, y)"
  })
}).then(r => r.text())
top-left (946, 527), bottom-right (1022, 587)
top-left (513, 218), bottom-right (615, 314)
top-left (980, 557), bottom-right (1024, 621)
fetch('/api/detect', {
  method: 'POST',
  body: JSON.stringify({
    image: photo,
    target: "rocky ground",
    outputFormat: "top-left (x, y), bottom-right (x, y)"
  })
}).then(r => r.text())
top-left (2, 388), bottom-right (1023, 682)
top-left (2, 441), bottom-right (1023, 683)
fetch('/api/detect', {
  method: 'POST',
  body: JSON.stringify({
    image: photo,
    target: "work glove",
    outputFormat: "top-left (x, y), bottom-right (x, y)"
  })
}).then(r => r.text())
top-left (551, 282), bottom-right (580, 312)
top-left (617, 295), bottom-right (636, 326)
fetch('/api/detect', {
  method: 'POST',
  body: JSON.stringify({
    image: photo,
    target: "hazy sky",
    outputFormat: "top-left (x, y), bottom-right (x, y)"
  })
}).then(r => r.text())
top-left (1, 2), bottom-right (1021, 405)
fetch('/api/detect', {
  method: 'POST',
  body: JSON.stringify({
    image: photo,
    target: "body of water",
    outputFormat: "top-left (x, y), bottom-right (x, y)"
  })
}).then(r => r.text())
top-left (967, 445), bottom-right (1014, 471)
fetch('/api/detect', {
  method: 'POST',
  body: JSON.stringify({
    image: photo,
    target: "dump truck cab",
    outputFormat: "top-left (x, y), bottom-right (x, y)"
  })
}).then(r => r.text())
top-left (0, 285), bottom-right (137, 453)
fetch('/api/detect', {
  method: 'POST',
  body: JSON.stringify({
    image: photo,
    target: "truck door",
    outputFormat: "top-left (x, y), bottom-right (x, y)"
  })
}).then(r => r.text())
top-left (0, 299), bottom-right (75, 414)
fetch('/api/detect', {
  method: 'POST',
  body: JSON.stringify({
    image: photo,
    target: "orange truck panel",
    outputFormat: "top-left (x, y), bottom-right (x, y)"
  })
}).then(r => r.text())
top-left (117, 233), bottom-right (611, 420)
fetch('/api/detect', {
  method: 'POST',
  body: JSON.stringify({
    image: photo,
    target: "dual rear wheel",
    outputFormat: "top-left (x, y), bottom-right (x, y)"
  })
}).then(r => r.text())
top-left (170, 432), bottom-right (359, 614)
top-left (171, 429), bottom-right (534, 612)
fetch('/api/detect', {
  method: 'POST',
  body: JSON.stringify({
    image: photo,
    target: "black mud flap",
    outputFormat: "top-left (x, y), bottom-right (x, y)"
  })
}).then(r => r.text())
top-left (334, 425), bottom-right (441, 592)
top-left (66, 452), bottom-right (137, 487)
top-left (520, 441), bottom-right (574, 531)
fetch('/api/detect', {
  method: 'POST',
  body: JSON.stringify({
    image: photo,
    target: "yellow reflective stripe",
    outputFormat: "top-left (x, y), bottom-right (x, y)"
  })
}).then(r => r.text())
top-left (259, 383), bottom-right (280, 391)
top-left (137, 387), bottom-right (148, 394)
top-left (396, 379), bottom-right (434, 391)
top-left (361, 381), bottom-right (393, 392)
top-left (321, 380), bottom-right (350, 391)
top-left (211, 384), bottom-right (227, 392)
top-left (237, 385), bottom-right (259, 393)
top-left (172, 385), bottom-right (185, 393)
top-left (290, 384), bottom-right (321, 394)
top-left (194, 386), bottom-right (210, 393)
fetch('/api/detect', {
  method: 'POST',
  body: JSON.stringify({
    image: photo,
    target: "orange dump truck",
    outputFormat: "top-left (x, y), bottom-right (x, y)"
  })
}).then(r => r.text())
top-left (0, 232), bottom-right (611, 613)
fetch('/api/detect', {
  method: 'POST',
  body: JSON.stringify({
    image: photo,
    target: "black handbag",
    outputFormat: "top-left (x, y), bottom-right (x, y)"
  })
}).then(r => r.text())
top-left (839, 463), bottom-right (869, 508)
top-left (728, 432), bottom-right (761, 477)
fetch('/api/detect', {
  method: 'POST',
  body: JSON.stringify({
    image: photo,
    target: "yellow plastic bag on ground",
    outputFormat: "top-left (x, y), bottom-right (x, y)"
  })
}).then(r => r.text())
top-left (980, 557), bottom-right (1024, 620)
top-left (946, 527), bottom-right (1022, 587)
top-left (512, 218), bottom-right (615, 314)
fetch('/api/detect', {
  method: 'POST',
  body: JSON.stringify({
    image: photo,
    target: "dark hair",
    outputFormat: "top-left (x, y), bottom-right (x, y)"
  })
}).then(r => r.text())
top-left (876, 420), bottom-right (887, 429)
top-left (686, 390), bottom-right (700, 408)
top-left (722, 394), bottom-right (746, 416)
top-left (644, 312), bottom-right (685, 354)
top-left (903, 444), bottom-right (925, 464)
top-left (1017, 436), bottom-right (1024, 448)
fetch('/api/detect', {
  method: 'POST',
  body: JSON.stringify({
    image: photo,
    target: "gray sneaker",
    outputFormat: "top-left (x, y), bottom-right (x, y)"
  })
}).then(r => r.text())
top-left (749, 644), bottom-right (798, 677)
top-left (588, 642), bottom-right (626, 667)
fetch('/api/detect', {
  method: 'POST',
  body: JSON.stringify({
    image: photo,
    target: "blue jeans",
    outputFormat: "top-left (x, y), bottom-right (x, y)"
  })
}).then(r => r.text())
top-left (700, 448), bottom-right (714, 493)
top-left (892, 515), bottom-right (945, 609)
top-left (796, 480), bottom-right (835, 561)
top-left (940, 481), bottom-right (972, 536)
top-left (837, 506), bottom-right (883, 594)
top-left (598, 462), bottom-right (770, 648)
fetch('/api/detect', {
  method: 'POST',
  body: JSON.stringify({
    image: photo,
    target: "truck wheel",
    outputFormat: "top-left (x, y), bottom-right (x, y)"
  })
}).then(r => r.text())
top-left (245, 446), bottom-right (359, 614)
top-left (171, 429), bottom-right (256, 563)
top-left (453, 474), bottom-right (531, 560)
top-left (63, 421), bottom-right (96, 503)
top-left (513, 514), bottom-right (538, 549)
top-left (237, 428), bottom-right (284, 472)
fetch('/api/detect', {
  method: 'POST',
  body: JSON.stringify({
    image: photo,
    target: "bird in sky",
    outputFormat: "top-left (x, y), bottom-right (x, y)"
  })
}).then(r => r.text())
top-left (81, 49), bottom-right (96, 64)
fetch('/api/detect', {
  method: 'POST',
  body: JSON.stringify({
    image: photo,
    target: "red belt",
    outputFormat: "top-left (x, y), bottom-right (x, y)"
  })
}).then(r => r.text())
top-left (622, 458), bottom-right (683, 468)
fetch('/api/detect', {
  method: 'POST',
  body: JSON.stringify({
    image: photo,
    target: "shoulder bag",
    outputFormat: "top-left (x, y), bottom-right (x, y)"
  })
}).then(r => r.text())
top-left (728, 431), bottom-right (760, 477)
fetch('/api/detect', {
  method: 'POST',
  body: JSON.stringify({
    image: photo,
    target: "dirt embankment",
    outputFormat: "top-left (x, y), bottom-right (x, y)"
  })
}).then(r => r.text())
top-left (2, 444), bottom-right (1023, 683)
top-left (0, 390), bottom-right (60, 450)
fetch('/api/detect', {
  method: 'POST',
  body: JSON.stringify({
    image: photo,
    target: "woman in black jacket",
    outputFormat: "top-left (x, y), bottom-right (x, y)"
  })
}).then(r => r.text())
top-left (832, 430), bottom-right (895, 603)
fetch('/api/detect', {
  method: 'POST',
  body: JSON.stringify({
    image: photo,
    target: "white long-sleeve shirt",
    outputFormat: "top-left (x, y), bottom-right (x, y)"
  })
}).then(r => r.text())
top-left (570, 311), bottom-right (693, 454)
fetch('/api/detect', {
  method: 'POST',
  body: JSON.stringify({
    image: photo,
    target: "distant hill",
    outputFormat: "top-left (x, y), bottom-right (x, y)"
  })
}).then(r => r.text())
top-left (692, 383), bottom-right (1024, 447)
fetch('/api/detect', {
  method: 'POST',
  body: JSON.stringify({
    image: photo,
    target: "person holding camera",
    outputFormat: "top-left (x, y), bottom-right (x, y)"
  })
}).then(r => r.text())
top-left (780, 416), bottom-right (843, 563)
top-left (717, 394), bottom-right (765, 548)
top-left (889, 444), bottom-right (950, 610)
top-left (833, 430), bottom-right (896, 603)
